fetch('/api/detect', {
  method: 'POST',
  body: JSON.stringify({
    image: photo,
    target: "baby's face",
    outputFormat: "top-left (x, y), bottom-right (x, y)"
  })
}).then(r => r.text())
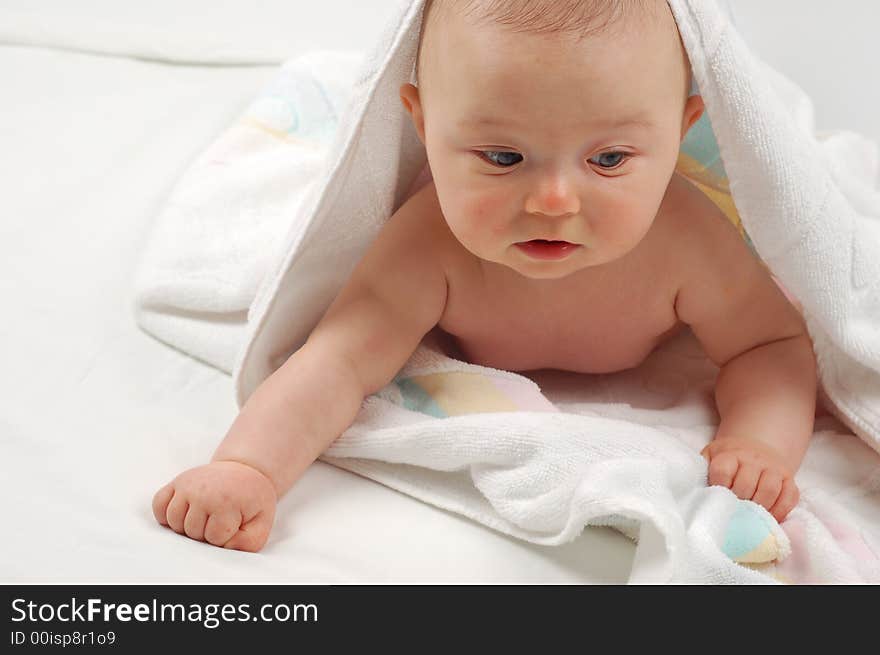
top-left (402, 3), bottom-right (704, 279)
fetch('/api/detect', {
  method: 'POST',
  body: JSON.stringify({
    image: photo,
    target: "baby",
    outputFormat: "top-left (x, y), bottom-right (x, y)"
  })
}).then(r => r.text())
top-left (153, 0), bottom-right (818, 552)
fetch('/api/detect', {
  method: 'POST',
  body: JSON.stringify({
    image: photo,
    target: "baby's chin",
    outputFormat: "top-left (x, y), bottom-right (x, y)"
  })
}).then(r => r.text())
top-left (507, 261), bottom-right (592, 281)
top-left (494, 250), bottom-right (596, 281)
top-left (513, 267), bottom-right (580, 281)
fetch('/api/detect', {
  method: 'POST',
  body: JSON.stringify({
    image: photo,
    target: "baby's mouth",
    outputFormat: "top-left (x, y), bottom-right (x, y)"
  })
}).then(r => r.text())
top-left (515, 240), bottom-right (582, 261)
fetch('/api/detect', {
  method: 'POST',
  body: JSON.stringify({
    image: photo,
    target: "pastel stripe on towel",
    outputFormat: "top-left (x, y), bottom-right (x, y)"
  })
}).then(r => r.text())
top-left (395, 371), bottom-right (557, 417)
top-left (722, 504), bottom-right (783, 564)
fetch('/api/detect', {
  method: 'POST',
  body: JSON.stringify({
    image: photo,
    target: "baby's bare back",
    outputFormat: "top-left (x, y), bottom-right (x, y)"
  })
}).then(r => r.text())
top-left (433, 175), bottom-right (694, 374)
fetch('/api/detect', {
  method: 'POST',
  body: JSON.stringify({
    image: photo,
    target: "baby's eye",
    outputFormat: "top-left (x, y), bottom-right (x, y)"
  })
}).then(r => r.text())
top-left (479, 150), bottom-right (523, 167)
top-left (588, 151), bottom-right (628, 170)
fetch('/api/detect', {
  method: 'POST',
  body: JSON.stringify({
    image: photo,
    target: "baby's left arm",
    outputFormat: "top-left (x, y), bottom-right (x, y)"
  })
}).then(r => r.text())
top-left (673, 200), bottom-right (817, 522)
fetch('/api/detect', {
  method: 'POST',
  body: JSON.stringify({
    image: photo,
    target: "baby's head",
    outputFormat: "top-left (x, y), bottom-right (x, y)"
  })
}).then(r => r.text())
top-left (400, 0), bottom-right (704, 279)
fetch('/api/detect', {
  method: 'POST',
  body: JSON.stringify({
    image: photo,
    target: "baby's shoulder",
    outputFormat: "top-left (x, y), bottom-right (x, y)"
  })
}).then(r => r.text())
top-left (657, 173), bottom-right (752, 271)
top-left (376, 181), bottom-right (465, 276)
top-left (327, 180), bottom-right (450, 337)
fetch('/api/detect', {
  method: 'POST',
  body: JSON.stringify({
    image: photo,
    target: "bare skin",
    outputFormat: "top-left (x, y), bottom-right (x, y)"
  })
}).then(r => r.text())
top-left (154, 1), bottom-right (817, 551)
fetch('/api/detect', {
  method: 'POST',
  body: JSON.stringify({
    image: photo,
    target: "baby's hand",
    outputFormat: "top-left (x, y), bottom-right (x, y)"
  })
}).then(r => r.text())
top-left (701, 437), bottom-right (800, 523)
top-left (152, 461), bottom-right (277, 552)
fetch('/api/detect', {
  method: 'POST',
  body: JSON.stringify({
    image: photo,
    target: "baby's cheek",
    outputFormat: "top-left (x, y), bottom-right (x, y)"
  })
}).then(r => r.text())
top-left (601, 197), bottom-right (655, 248)
top-left (463, 193), bottom-right (510, 238)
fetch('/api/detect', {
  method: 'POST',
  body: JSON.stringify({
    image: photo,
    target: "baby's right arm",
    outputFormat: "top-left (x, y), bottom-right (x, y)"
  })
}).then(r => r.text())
top-left (152, 185), bottom-right (449, 551)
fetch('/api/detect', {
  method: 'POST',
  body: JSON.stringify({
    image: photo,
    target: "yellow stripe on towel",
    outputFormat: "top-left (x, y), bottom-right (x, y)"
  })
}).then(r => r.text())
top-left (733, 534), bottom-right (782, 565)
top-left (408, 372), bottom-right (521, 416)
top-left (676, 152), bottom-right (745, 238)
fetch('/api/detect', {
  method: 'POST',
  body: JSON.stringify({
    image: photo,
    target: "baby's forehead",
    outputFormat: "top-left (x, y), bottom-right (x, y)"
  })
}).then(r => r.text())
top-left (417, 1), bottom-right (688, 101)
top-left (418, 1), bottom-right (676, 74)
top-left (420, 0), bottom-right (666, 43)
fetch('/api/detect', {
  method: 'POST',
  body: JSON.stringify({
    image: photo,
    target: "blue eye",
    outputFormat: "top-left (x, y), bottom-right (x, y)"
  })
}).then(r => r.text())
top-left (589, 151), bottom-right (627, 169)
top-left (480, 150), bottom-right (523, 167)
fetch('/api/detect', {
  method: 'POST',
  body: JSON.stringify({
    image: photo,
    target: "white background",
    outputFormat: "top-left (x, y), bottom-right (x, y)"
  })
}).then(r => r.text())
top-left (730, 0), bottom-right (880, 144)
top-left (1, 0), bottom-right (878, 143)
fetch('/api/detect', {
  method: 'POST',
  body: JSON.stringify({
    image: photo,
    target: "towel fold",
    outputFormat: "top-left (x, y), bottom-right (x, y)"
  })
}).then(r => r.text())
top-left (133, 50), bottom-right (362, 372)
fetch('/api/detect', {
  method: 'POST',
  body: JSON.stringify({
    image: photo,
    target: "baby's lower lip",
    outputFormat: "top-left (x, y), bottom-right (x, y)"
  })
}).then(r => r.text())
top-left (515, 240), bottom-right (582, 261)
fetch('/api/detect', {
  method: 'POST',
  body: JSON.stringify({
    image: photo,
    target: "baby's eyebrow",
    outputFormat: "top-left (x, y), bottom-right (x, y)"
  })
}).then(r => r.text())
top-left (592, 117), bottom-right (654, 128)
top-left (458, 116), bottom-right (513, 128)
top-left (457, 115), bottom-right (655, 130)
top-left (592, 117), bottom-right (656, 130)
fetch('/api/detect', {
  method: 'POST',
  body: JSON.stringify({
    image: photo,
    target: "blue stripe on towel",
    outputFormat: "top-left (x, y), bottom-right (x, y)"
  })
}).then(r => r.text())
top-left (722, 504), bottom-right (774, 560)
top-left (681, 112), bottom-right (728, 180)
top-left (395, 378), bottom-right (448, 418)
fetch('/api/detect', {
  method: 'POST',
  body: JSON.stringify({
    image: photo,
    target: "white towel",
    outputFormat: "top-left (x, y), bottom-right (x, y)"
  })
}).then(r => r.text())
top-left (133, 0), bottom-right (880, 583)
top-left (133, 50), bottom-right (363, 372)
top-left (321, 330), bottom-right (801, 584)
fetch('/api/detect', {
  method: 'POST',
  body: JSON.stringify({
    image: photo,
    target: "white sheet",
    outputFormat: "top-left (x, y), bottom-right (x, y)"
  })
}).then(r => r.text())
top-left (0, 0), bottom-right (408, 64)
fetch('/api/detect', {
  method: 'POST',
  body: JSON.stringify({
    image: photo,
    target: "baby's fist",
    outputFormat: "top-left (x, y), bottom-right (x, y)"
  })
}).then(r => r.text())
top-left (152, 461), bottom-right (277, 552)
top-left (701, 437), bottom-right (799, 523)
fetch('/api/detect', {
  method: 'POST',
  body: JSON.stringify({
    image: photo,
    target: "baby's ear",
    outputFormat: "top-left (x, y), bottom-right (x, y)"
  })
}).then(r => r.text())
top-left (400, 83), bottom-right (426, 144)
top-left (680, 94), bottom-right (705, 141)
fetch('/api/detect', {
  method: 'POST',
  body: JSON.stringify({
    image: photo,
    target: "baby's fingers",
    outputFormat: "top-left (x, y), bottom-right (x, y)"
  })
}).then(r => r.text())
top-left (152, 484), bottom-right (174, 526)
top-left (223, 508), bottom-right (275, 553)
top-left (204, 511), bottom-right (243, 547)
top-left (164, 493), bottom-right (189, 534)
top-left (752, 470), bottom-right (784, 512)
top-left (769, 478), bottom-right (800, 523)
top-left (730, 463), bottom-right (761, 501)
top-left (183, 505), bottom-right (209, 542)
top-left (706, 451), bottom-right (739, 488)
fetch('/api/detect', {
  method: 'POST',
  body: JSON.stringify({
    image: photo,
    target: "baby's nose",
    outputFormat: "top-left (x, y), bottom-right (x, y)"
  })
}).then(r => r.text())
top-left (524, 177), bottom-right (580, 217)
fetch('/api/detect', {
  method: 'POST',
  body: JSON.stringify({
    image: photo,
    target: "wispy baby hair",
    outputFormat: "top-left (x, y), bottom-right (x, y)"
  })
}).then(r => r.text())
top-left (416, 0), bottom-right (659, 83)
